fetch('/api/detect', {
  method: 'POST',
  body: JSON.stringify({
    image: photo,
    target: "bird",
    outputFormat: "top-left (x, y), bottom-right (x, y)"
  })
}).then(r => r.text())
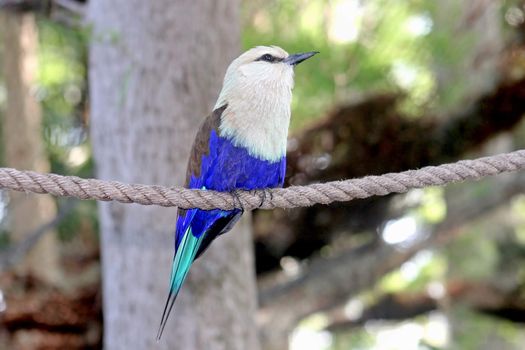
top-left (156, 45), bottom-right (318, 339)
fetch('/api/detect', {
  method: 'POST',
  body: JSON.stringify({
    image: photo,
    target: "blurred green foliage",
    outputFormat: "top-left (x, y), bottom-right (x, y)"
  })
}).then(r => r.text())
top-left (243, 0), bottom-right (524, 129)
top-left (36, 20), bottom-right (96, 241)
top-left (451, 306), bottom-right (525, 349)
top-left (380, 250), bottom-right (447, 293)
top-left (37, 20), bottom-right (89, 175)
top-left (242, 0), bottom-right (439, 128)
top-left (446, 229), bottom-right (499, 281)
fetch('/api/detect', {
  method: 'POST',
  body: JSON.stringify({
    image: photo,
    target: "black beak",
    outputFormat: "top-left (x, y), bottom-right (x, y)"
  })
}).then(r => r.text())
top-left (283, 51), bottom-right (319, 66)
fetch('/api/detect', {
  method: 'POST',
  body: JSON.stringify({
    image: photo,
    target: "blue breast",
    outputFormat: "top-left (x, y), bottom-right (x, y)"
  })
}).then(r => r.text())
top-left (190, 130), bottom-right (286, 191)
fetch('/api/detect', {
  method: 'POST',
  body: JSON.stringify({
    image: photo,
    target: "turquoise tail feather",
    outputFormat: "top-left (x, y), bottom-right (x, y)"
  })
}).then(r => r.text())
top-left (156, 228), bottom-right (206, 340)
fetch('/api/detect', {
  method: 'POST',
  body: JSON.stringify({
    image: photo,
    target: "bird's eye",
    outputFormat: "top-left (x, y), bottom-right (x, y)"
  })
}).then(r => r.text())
top-left (257, 54), bottom-right (277, 63)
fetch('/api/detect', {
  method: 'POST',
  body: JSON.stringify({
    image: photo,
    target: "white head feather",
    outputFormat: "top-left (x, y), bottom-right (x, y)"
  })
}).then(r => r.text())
top-left (214, 46), bottom-right (296, 162)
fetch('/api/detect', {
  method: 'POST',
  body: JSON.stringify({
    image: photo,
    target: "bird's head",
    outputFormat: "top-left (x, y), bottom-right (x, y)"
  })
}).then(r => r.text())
top-left (216, 46), bottom-right (317, 161)
top-left (215, 46), bottom-right (318, 110)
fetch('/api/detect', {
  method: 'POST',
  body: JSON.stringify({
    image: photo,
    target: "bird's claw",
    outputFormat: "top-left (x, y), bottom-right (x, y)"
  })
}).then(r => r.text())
top-left (232, 190), bottom-right (245, 211)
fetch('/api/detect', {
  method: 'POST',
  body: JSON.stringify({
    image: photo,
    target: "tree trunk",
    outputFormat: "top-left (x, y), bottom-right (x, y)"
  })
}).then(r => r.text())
top-left (88, 1), bottom-right (259, 349)
top-left (1, 12), bottom-right (60, 285)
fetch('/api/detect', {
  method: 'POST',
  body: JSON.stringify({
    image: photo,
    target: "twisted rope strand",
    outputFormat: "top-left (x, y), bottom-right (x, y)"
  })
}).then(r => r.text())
top-left (0, 150), bottom-right (523, 210)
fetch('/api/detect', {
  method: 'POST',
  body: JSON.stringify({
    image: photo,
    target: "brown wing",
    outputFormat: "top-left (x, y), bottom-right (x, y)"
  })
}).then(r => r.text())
top-left (184, 104), bottom-right (227, 186)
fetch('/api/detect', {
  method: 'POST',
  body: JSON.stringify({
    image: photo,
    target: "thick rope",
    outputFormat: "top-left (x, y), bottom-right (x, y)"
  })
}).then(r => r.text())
top-left (0, 150), bottom-right (523, 211)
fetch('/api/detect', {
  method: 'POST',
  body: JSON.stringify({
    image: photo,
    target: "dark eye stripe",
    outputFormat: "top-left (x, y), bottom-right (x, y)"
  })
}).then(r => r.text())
top-left (255, 54), bottom-right (283, 63)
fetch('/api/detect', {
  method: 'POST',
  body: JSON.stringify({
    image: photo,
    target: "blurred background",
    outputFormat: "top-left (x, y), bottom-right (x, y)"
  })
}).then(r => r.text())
top-left (0, 0), bottom-right (525, 349)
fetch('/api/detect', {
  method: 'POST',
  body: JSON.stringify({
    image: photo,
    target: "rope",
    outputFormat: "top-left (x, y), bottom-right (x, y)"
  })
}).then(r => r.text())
top-left (0, 150), bottom-right (523, 211)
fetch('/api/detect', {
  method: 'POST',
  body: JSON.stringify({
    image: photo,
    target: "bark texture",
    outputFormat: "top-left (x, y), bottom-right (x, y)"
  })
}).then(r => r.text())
top-left (1, 12), bottom-right (60, 285)
top-left (88, 1), bottom-right (259, 349)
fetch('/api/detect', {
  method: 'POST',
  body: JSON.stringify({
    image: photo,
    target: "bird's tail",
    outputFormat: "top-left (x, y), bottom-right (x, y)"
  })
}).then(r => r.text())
top-left (156, 228), bottom-right (205, 341)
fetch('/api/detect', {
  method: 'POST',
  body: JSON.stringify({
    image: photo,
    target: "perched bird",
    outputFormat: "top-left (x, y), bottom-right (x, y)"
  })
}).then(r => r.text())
top-left (157, 46), bottom-right (317, 339)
